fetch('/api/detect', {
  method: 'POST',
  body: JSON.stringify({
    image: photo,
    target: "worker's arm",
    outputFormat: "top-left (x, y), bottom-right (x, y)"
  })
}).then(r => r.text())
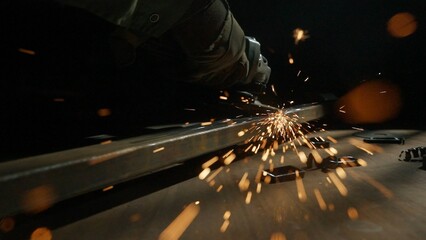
top-left (55, 0), bottom-right (270, 90)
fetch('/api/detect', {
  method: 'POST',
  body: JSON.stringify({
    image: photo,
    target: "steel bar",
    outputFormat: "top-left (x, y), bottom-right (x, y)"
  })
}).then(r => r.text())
top-left (0, 103), bottom-right (324, 217)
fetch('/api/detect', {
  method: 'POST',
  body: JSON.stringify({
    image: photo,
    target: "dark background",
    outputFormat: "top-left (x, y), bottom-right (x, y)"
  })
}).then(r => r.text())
top-left (1, 0), bottom-right (425, 160)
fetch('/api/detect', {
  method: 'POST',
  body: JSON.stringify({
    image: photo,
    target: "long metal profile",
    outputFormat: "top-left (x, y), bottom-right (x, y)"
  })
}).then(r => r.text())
top-left (0, 103), bottom-right (324, 217)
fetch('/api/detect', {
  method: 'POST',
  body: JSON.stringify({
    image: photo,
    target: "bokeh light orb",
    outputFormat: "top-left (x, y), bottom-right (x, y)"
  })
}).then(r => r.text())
top-left (336, 80), bottom-right (402, 124)
top-left (387, 12), bottom-right (417, 38)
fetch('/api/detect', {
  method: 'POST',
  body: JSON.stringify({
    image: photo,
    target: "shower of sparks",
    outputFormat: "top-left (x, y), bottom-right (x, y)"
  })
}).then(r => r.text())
top-left (293, 28), bottom-right (310, 45)
top-left (304, 77), bottom-right (310, 82)
top-left (184, 108), bottom-right (196, 111)
top-left (351, 127), bottom-right (364, 131)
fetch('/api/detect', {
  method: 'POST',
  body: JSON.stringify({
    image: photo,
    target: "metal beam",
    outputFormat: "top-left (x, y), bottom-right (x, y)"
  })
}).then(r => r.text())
top-left (0, 103), bottom-right (324, 217)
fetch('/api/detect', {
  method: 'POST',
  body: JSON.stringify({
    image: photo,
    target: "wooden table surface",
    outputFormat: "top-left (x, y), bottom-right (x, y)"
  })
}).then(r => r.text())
top-left (52, 129), bottom-right (426, 240)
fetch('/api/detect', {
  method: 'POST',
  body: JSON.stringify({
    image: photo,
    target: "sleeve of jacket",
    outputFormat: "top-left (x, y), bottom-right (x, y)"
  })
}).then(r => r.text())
top-left (55, 0), bottom-right (194, 38)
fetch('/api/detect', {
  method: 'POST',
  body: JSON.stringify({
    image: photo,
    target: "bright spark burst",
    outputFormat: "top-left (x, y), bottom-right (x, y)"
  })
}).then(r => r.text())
top-left (293, 28), bottom-right (310, 45)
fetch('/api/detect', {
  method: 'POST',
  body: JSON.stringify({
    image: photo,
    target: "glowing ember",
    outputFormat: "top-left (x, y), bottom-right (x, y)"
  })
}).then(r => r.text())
top-left (293, 28), bottom-right (310, 45)
top-left (256, 183), bottom-right (262, 193)
top-left (102, 186), bottom-right (114, 192)
top-left (159, 202), bottom-right (200, 240)
top-left (206, 167), bottom-right (223, 182)
top-left (153, 147), bottom-right (165, 153)
top-left (245, 191), bottom-right (253, 204)
top-left (238, 172), bottom-right (250, 191)
top-left (328, 172), bottom-right (348, 196)
top-left (295, 172), bottom-right (307, 202)
top-left (347, 207), bottom-right (359, 220)
top-left (198, 168), bottom-right (211, 180)
top-left (224, 153), bottom-right (237, 165)
top-left (313, 189), bottom-right (327, 211)
top-left (202, 156), bottom-right (219, 169)
top-left (220, 220), bottom-right (230, 233)
top-left (18, 48), bottom-right (36, 55)
top-left (30, 227), bottom-right (52, 240)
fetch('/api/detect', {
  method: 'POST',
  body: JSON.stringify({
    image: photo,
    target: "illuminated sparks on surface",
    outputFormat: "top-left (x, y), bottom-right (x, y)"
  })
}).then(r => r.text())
top-left (327, 136), bottom-right (338, 144)
top-left (159, 202), bottom-right (200, 240)
top-left (245, 191), bottom-right (253, 204)
top-left (238, 172), bottom-right (250, 191)
top-left (18, 48), bottom-right (36, 55)
top-left (297, 151), bottom-right (307, 163)
top-left (304, 77), bottom-right (310, 82)
top-left (311, 150), bottom-right (323, 164)
top-left (102, 186), bottom-right (114, 192)
top-left (256, 183), bottom-right (262, 193)
top-left (293, 28), bottom-right (310, 45)
top-left (297, 70), bottom-right (302, 77)
top-left (336, 167), bottom-right (347, 179)
top-left (357, 159), bottom-right (368, 167)
top-left (202, 156), bottom-right (219, 169)
top-left (219, 95), bottom-right (228, 100)
top-left (380, 90), bottom-right (387, 94)
top-left (223, 211), bottom-right (231, 220)
top-left (220, 220), bottom-right (230, 233)
top-left (198, 168), bottom-right (211, 180)
top-left (313, 189), bottom-right (327, 211)
top-left (30, 227), bottom-right (52, 240)
top-left (206, 167), bottom-right (224, 182)
top-left (216, 185), bottom-right (223, 192)
top-left (270, 232), bottom-right (287, 240)
top-left (224, 153), bottom-right (237, 165)
top-left (201, 122), bottom-right (212, 126)
top-left (296, 171), bottom-right (307, 202)
top-left (238, 130), bottom-right (245, 137)
top-left (352, 127), bottom-right (364, 131)
top-left (328, 172), bottom-right (348, 196)
top-left (100, 140), bottom-right (112, 145)
top-left (347, 207), bottom-right (359, 220)
top-left (184, 108), bottom-right (196, 111)
top-left (153, 147), bottom-right (165, 153)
